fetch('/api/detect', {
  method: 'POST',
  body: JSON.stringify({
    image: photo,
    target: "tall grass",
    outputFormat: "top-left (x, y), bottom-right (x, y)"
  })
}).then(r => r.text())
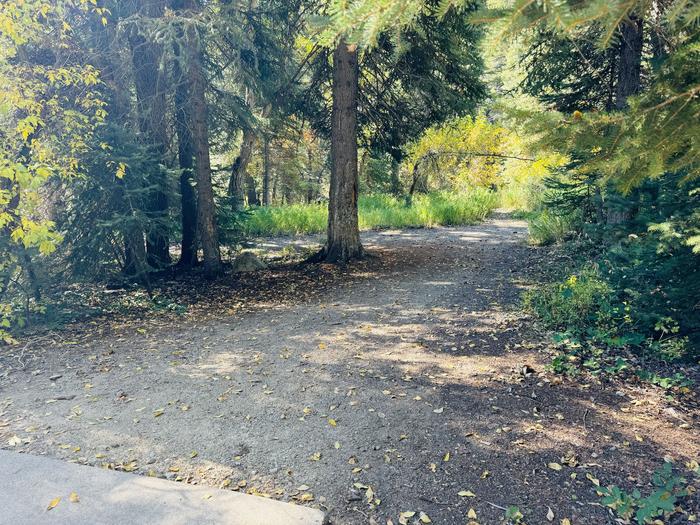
top-left (242, 190), bottom-right (499, 237)
top-left (528, 211), bottom-right (579, 246)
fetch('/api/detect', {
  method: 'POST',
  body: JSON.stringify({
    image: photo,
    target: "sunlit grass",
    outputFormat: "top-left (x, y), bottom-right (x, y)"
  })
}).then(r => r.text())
top-left (242, 190), bottom-right (499, 237)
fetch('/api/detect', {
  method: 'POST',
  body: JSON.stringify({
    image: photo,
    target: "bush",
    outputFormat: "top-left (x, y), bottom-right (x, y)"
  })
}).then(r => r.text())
top-left (524, 267), bottom-right (615, 333)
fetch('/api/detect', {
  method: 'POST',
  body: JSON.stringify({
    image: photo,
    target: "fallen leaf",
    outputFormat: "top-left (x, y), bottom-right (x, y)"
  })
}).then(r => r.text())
top-left (47, 497), bottom-right (61, 511)
top-left (433, 407), bottom-right (444, 414)
top-left (458, 490), bottom-right (476, 497)
top-left (548, 462), bottom-right (563, 471)
top-left (328, 418), bottom-right (337, 427)
top-left (547, 507), bottom-right (554, 521)
top-left (467, 508), bottom-right (477, 519)
top-left (419, 511), bottom-right (431, 523)
top-left (69, 492), bottom-right (79, 503)
top-left (443, 452), bottom-right (450, 462)
top-left (153, 409), bottom-right (165, 417)
top-left (586, 473), bottom-right (600, 486)
top-left (561, 519), bottom-right (571, 525)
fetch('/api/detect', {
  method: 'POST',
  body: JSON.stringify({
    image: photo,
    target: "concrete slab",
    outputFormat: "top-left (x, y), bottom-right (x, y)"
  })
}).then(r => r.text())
top-left (1, 450), bottom-right (327, 525)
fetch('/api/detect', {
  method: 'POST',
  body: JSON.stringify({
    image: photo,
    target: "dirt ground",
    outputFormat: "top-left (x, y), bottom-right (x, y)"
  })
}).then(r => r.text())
top-left (1, 213), bottom-right (698, 524)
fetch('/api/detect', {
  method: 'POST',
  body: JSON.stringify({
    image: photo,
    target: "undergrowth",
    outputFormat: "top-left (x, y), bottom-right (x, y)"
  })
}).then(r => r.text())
top-left (242, 190), bottom-right (498, 237)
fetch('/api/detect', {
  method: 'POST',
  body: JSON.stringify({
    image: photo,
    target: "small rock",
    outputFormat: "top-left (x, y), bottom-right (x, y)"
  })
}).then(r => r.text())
top-left (232, 252), bottom-right (267, 273)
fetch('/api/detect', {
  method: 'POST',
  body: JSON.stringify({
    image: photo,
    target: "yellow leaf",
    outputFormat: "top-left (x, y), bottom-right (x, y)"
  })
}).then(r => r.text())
top-left (561, 519), bottom-right (571, 525)
top-left (548, 462), bottom-right (563, 471)
top-left (443, 452), bottom-right (450, 462)
top-left (586, 473), bottom-right (600, 486)
top-left (419, 511), bottom-right (431, 523)
top-left (47, 497), bottom-right (61, 511)
top-left (153, 409), bottom-right (165, 417)
top-left (467, 508), bottom-right (477, 519)
top-left (328, 418), bottom-right (337, 427)
top-left (458, 490), bottom-right (476, 497)
top-left (69, 492), bottom-right (79, 503)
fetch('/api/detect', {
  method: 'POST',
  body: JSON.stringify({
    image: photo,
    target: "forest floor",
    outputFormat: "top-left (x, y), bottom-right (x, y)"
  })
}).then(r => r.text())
top-left (1, 212), bottom-right (698, 525)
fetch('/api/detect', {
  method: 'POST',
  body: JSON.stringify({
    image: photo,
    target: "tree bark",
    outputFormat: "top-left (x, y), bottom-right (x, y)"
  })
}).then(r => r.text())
top-left (93, 8), bottom-right (148, 279)
top-left (129, 0), bottom-right (171, 268)
top-left (186, 25), bottom-right (221, 277)
top-left (607, 13), bottom-right (645, 225)
top-left (262, 135), bottom-right (271, 206)
top-left (228, 128), bottom-right (256, 210)
top-left (322, 40), bottom-right (363, 263)
top-left (615, 14), bottom-right (644, 109)
top-left (246, 174), bottom-right (260, 206)
top-left (173, 42), bottom-right (198, 268)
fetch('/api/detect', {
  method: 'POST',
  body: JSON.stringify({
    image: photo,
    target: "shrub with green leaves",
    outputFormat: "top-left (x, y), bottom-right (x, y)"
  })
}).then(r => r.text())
top-left (524, 267), bottom-right (616, 334)
top-left (597, 462), bottom-right (691, 525)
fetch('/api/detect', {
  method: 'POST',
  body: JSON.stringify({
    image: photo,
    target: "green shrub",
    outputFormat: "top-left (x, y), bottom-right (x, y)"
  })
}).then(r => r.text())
top-left (524, 267), bottom-right (614, 332)
top-left (597, 462), bottom-right (691, 525)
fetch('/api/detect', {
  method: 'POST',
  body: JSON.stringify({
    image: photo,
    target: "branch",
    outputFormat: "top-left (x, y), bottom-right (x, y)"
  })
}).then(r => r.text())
top-left (419, 150), bottom-right (536, 162)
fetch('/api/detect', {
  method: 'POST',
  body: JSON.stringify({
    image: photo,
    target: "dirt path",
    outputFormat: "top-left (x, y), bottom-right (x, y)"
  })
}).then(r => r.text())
top-left (1, 214), bottom-right (698, 524)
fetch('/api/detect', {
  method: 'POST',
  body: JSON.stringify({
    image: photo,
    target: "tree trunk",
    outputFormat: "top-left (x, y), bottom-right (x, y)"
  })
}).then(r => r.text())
top-left (91, 8), bottom-right (149, 279)
top-left (607, 13), bottom-right (644, 225)
top-left (173, 43), bottom-right (198, 268)
top-left (228, 128), bottom-right (256, 210)
top-left (246, 174), bottom-right (260, 206)
top-left (187, 25), bottom-right (221, 277)
top-left (615, 15), bottom-right (644, 109)
top-left (123, 215), bottom-right (148, 277)
top-left (262, 136), bottom-right (271, 206)
top-left (322, 40), bottom-right (363, 263)
top-left (359, 149), bottom-right (370, 191)
top-left (129, 0), bottom-right (171, 268)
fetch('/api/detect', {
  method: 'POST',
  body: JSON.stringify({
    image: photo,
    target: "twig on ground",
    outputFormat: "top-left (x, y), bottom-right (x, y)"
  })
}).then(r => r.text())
top-left (418, 495), bottom-right (451, 506)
